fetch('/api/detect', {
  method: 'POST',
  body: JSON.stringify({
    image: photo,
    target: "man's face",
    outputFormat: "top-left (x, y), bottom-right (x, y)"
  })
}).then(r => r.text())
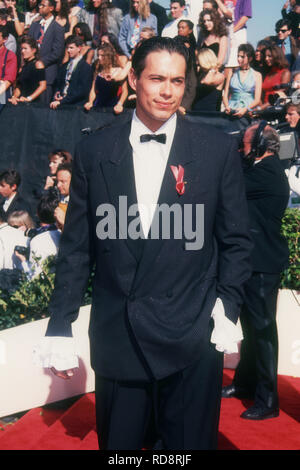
top-left (170, 2), bottom-right (185, 19)
top-left (277, 24), bottom-right (291, 41)
top-left (67, 43), bottom-right (81, 59)
top-left (285, 106), bottom-right (300, 128)
top-left (129, 51), bottom-right (186, 132)
top-left (38, 0), bottom-right (53, 18)
top-left (92, 0), bottom-right (102, 8)
top-left (0, 181), bottom-right (16, 199)
top-left (56, 170), bottom-right (71, 197)
top-left (292, 73), bottom-right (300, 89)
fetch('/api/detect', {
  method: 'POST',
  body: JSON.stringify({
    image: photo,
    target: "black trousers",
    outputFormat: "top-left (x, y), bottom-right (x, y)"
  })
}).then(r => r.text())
top-left (233, 272), bottom-right (281, 409)
top-left (95, 342), bottom-right (223, 450)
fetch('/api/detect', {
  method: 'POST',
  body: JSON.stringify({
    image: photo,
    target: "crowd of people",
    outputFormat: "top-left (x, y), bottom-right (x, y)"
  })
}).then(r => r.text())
top-left (0, 0), bottom-right (299, 113)
top-left (0, 0), bottom-right (300, 275)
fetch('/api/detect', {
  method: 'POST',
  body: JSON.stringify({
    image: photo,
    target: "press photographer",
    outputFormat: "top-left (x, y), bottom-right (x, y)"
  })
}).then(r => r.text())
top-left (222, 121), bottom-right (290, 421)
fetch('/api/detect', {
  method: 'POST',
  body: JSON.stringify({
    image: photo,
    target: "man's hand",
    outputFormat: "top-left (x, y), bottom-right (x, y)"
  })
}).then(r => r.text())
top-left (50, 367), bottom-right (75, 380)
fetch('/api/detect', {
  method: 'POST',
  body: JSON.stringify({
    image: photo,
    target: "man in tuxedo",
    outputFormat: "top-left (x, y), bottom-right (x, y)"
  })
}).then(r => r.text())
top-left (41, 37), bottom-right (252, 450)
top-left (50, 36), bottom-right (93, 109)
top-left (0, 169), bottom-right (31, 221)
top-left (222, 122), bottom-right (290, 420)
top-left (28, 0), bottom-right (65, 103)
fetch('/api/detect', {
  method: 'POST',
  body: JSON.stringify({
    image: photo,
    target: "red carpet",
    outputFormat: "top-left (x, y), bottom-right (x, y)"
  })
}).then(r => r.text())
top-left (0, 370), bottom-right (300, 450)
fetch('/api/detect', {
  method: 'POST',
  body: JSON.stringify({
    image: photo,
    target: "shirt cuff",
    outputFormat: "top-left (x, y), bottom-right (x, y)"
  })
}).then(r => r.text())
top-left (210, 298), bottom-right (243, 354)
top-left (33, 336), bottom-right (79, 371)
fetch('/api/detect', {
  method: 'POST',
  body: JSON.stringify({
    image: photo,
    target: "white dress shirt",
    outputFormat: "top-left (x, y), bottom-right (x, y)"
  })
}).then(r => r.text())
top-left (40, 15), bottom-right (54, 34)
top-left (2, 193), bottom-right (16, 212)
top-left (130, 110), bottom-right (177, 238)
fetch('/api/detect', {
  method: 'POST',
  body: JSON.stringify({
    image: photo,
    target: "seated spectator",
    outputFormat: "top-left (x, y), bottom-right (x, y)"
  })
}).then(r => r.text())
top-left (3, 0), bottom-right (25, 39)
top-left (198, 8), bottom-right (229, 69)
top-left (78, 0), bottom-right (123, 49)
top-left (119, 0), bottom-right (157, 58)
top-left (0, 169), bottom-right (32, 221)
top-left (24, 0), bottom-right (40, 33)
top-left (0, 8), bottom-right (16, 53)
top-left (100, 31), bottom-right (128, 67)
top-left (84, 43), bottom-right (129, 114)
top-left (261, 44), bottom-right (291, 108)
top-left (161, 0), bottom-right (186, 39)
top-left (192, 47), bottom-right (225, 112)
top-left (7, 209), bottom-right (36, 234)
top-left (0, 210), bottom-right (29, 270)
top-left (253, 39), bottom-right (272, 79)
top-left (15, 192), bottom-right (61, 279)
top-left (9, 36), bottom-right (46, 105)
top-left (50, 35), bottom-right (93, 109)
top-left (55, 0), bottom-right (78, 38)
top-left (223, 43), bottom-right (262, 118)
top-left (0, 24), bottom-right (17, 104)
top-left (177, 19), bottom-right (196, 51)
top-left (54, 162), bottom-right (72, 230)
top-left (44, 149), bottom-right (73, 190)
top-left (72, 21), bottom-right (94, 64)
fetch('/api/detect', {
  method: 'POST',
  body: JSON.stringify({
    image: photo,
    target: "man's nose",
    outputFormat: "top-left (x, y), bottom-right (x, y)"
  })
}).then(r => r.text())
top-left (160, 80), bottom-right (172, 97)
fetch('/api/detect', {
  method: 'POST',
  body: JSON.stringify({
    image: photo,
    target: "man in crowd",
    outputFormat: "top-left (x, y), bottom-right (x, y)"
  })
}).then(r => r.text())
top-left (28, 0), bottom-right (65, 104)
top-left (0, 169), bottom-right (31, 221)
top-left (222, 122), bottom-right (290, 420)
top-left (162, 0), bottom-right (187, 38)
top-left (273, 18), bottom-right (297, 68)
top-left (38, 37), bottom-right (252, 450)
top-left (50, 36), bottom-right (93, 109)
top-left (0, 9), bottom-right (16, 53)
top-left (53, 162), bottom-right (72, 230)
top-left (0, 24), bottom-right (16, 104)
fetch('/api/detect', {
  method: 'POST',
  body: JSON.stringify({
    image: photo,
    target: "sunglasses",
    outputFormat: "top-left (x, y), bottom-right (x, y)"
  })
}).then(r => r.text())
top-left (277, 28), bottom-right (289, 33)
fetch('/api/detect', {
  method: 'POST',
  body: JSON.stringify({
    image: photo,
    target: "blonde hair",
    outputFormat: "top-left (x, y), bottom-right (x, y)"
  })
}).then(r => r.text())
top-left (7, 210), bottom-right (35, 230)
top-left (130, 0), bottom-right (150, 20)
top-left (197, 48), bottom-right (218, 72)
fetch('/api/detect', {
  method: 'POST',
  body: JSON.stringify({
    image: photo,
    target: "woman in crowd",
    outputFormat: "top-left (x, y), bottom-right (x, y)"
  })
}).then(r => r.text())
top-left (177, 19), bottom-right (197, 52)
top-left (84, 43), bottom-right (129, 114)
top-left (261, 44), bottom-right (291, 108)
top-left (100, 32), bottom-right (128, 67)
top-left (192, 48), bottom-right (225, 112)
top-left (223, 43), bottom-right (262, 118)
top-left (44, 149), bottom-right (73, 190)
top-left (71, 22), bottom-right (95, 64)
top-left (78, 0), bottom-right (123, 49)
top-left (198, 8), bottom-right (228, 69)
top-left (7, 210), bottom-right (35, 233)
top-left (252, 39), bottom-right (272, 79)
top-left (118, 0), bottom-right (157, 58)
top-left (8, 36), bottom-right (46, 105)
top-left (3, 0), bottom-right (25, 38)
top-left (55, 0), bottom-right (78, 37)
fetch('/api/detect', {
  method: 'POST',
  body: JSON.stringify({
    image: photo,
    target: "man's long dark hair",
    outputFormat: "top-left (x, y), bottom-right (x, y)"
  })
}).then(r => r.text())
top-left (131, 36), bottom-right (189, 78)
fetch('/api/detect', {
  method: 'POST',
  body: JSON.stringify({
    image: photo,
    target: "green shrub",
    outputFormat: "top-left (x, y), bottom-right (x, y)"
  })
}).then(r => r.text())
top-left (280, 208), bottom-right (300, 290)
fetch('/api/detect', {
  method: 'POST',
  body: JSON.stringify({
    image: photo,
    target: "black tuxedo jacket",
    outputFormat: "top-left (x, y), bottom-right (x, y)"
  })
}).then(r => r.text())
top-left (29, 19), bottom-right (65, 85)
top-left (0, 193), bottom-right (32, 221)
top-left (54, 58), bottom-right (93, 105)
top-left (46, 115), bottom-right (252, 381)
top-left (244, 154), bottom-right (290, 273)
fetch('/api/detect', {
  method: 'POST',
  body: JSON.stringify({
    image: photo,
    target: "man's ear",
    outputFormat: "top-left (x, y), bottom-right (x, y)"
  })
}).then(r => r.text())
top-left (128, 68), bottom-right (137, 92)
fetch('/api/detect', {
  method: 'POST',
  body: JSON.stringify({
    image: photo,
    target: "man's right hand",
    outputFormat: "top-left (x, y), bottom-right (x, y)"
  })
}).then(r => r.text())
top-left (50, 367), bottom-right (75, 380)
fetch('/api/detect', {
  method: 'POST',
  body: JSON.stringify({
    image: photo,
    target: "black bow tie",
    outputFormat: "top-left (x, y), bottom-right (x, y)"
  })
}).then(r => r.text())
top-left (140, 133), bottom-right (167, 144)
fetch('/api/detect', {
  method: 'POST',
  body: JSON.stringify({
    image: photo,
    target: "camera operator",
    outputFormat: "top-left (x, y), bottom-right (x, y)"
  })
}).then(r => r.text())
top-left (222, 121), bottom-right (290, 420)
top-left (279, 102), bottom-right (300, 207)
